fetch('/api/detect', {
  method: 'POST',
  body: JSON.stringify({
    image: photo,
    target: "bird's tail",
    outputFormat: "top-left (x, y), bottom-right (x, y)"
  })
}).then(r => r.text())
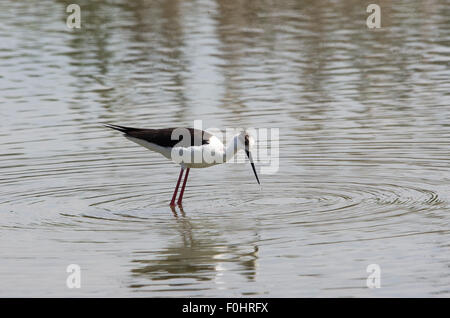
top-left (104, 124), bottom-right (137, 133)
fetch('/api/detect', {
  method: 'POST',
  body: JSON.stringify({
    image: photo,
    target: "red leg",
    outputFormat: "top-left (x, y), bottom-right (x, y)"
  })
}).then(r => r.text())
top-left (170, 168), bottom-right (184, 206)
top-left (177, 168), bottom-right (190, 205)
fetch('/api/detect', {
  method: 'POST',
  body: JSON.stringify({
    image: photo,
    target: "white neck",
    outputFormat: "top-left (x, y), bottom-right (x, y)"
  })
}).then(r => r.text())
top-left (222, 135), bottom-right (241, 163)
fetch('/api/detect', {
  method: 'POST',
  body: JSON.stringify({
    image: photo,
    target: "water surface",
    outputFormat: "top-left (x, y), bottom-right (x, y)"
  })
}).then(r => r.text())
top-left (1, 0), bottom-right (449, 297)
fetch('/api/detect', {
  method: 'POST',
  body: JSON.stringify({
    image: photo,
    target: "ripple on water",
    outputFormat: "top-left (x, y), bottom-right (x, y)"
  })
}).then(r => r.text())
top-left (1, 0), bottom-right (450, 297)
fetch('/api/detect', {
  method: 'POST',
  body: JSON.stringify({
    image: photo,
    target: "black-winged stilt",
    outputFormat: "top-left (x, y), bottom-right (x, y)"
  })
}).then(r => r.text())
top-left (104, 124), bottom-right (260, 206)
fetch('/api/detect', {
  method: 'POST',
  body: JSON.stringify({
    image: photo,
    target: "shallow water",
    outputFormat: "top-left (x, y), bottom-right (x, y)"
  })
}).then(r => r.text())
top-left (1, 0), bottom-right (449, 297)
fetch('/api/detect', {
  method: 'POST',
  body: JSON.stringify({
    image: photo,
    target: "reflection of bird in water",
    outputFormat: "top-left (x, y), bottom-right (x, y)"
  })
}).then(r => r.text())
top-left (170, 204), bottom-right (186, 219)
top-left (130, 205), bottom-right (259, 287)
top-left (104, 124), bottom-right (260, 206)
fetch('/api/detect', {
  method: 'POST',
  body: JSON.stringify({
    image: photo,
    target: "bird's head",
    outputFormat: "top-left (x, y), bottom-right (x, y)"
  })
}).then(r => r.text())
top-left (236, 130), bottom-right (256, 152)
top-left (236, 130), bottom-right (260, 185)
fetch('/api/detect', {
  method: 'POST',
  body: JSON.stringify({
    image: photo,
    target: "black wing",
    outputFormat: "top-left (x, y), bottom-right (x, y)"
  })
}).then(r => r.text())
top-left (104, 124), bottom-right (212, 148)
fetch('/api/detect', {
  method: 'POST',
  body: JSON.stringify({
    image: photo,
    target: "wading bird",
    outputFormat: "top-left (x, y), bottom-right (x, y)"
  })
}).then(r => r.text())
top-left (104, 124), bottom-right (260, 206)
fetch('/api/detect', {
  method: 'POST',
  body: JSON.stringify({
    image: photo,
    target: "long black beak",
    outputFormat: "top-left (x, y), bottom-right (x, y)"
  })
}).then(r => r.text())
top-left (245, 149), bottom-right (260, 185)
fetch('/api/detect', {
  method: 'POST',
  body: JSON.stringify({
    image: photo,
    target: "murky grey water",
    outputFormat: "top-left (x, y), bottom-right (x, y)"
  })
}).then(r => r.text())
top-left (1, 0), bottom-right (449, 297)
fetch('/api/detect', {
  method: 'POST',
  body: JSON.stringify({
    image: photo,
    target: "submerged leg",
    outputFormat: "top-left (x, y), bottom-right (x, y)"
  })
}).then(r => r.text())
top-left (170, 168), bottom-right (184, 206)
top-left (177, 168), bottom-right (190, 205)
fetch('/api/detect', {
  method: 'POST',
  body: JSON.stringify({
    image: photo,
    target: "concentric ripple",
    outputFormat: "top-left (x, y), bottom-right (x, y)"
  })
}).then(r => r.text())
top-left (1, 0), bottom-right (450, 297)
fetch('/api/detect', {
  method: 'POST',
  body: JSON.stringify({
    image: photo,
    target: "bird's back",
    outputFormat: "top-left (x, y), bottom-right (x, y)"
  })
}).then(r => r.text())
top-left (105, 124), bottom-right (213, 148)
